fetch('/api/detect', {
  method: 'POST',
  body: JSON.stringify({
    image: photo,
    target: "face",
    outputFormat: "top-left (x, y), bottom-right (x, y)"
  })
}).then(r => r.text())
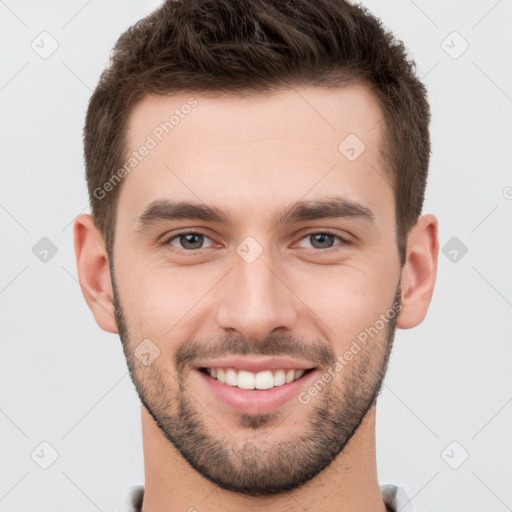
top-left (110, 85), bottom-right (403, 496)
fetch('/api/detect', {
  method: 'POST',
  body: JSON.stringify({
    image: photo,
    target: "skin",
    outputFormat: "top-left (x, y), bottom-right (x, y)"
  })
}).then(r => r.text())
top-left (74, 84), bottom-right (439, 512)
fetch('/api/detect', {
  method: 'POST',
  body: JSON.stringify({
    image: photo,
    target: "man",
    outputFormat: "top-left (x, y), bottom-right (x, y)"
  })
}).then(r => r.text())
top-left (74, 0), bottom-right (439, 510)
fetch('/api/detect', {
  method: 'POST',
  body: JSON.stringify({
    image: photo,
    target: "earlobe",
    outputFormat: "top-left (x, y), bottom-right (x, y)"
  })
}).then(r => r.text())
top-left (73, 214), bottom-right (119, 334)
top-left (396, 214), bottom-right (439, 329)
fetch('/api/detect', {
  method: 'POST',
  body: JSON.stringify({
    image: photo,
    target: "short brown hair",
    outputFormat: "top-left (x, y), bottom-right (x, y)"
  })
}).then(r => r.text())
top-left (84, 0), bottom-right (431, 266)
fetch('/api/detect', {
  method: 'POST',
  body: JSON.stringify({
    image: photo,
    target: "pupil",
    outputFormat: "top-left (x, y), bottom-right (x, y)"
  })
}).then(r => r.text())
top-left (312, 233), bottom-right (333, 249)
top-left (182, 233), bottom-right (202, 249)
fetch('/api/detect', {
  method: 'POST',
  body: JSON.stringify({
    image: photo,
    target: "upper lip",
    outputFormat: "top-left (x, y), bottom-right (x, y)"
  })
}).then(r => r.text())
top-left (194, 356), bottom-right (317, 373)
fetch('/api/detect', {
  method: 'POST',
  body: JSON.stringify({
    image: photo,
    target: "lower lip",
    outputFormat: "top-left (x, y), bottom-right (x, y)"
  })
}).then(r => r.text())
top-left (195, 368), bottom-right (318, 415)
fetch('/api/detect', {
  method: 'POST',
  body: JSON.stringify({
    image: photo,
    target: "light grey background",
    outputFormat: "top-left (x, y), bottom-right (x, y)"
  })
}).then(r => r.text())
top-left (1, 1), bottom-right (511, 511)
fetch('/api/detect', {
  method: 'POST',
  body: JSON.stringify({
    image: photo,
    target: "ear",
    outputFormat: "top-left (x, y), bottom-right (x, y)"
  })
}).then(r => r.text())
top-left (73, 214), bottom-right (118, 334)
top-left (397, 214), bottom-right (439, 329)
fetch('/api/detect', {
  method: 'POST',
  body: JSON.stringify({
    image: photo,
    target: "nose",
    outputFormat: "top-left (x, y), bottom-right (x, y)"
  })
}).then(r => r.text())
top-left (215, 246), bottom-right (298, 342)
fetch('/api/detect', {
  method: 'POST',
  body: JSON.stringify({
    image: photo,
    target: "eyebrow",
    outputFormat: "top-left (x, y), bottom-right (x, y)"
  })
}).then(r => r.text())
top-left (134, 195), bottom-right (376, 232)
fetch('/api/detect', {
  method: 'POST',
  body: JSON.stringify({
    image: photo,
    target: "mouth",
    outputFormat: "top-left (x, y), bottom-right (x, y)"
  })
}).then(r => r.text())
top-left (194, 366), bottom-right (319, 415)
top-left (198, 366), bottom-right (316, 390)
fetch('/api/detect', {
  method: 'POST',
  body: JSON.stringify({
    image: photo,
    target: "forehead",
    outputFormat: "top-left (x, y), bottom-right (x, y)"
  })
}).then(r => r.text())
top-left (118, 84), bottom-right (392, 231)
top-left (126, 84), bottom-right (383, 154)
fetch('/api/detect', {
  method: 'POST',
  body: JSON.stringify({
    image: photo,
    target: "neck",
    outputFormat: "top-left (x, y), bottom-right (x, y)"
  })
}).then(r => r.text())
top-left (140, 403), bottom-right (387, 512)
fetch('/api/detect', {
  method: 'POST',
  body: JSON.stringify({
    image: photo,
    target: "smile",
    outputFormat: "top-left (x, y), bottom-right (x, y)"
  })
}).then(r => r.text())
top-left (200, 367), bottom-right (313, 390)
top-left (195, 366), bottom-right (318, 415)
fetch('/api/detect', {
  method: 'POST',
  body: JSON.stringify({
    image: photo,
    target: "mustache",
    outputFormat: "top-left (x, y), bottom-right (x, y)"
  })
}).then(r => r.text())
top-left (174, 334), bottom-right (336, 375)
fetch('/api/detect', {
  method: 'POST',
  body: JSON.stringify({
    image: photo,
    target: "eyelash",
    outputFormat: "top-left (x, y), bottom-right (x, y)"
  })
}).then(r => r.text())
top-left (162, 229), bottom-right (352, 253)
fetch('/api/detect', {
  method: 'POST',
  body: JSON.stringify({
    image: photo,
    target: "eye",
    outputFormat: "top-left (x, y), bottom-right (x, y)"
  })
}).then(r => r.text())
top-left (165, 231), bottom-right (215, 251)
top-left (296, 231), bottom-right (351, 250)
top-left (162, 229), bottom-right (351, 253)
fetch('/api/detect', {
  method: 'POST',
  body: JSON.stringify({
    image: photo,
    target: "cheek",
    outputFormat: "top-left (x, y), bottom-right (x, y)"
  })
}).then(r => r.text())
top-left (119, 265), bottom-right (211, 340)
top-left (296, 263), bottom-right (396, 344)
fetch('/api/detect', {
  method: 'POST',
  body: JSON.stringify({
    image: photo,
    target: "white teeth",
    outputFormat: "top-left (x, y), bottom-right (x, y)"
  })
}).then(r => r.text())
top-left (237, 370), bottom-right (255, 389)
top-left (206, 367), bottom-right (309, 389)
top-left (274, 369), bottom-right (286, 386)
top-left (225, 368), bottom-right (237, 386)
top-left (255, 370), bottom-right (273, 390)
